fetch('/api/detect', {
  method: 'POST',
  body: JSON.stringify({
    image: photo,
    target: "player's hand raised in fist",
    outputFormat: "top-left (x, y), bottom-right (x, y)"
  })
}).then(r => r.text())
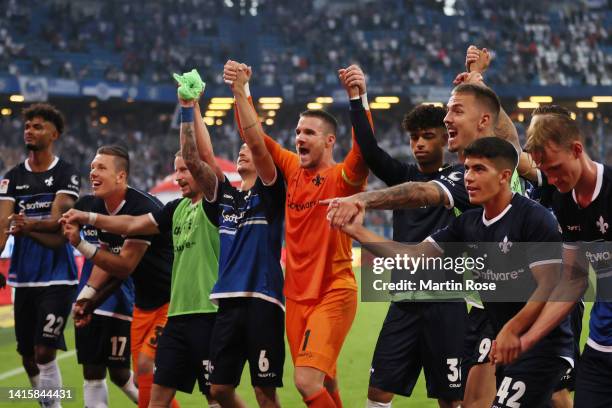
top-left (234, 63), bottom-right (252, 87)
top-left (338, 64), bottom-right (366, 99)
top-left (465, 45), bottom-right (491, 74)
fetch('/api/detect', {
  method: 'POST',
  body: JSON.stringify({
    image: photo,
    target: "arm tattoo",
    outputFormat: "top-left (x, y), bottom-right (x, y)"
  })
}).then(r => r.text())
top-left (361, 181), bottom-right (447, 210)
top-left (181, 122), bottom-right (218, 199)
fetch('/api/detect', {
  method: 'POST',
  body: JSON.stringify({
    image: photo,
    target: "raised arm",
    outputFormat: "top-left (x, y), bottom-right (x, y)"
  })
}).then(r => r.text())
top-left (193, 99), bottom-right (224, 181)
top-left (464, 46), bottom-right (520, 151)
top-left (179, 98), bottom-right (219, 201)
top-left (61, 208), bottom-right (160, 236)
top-left (224, 60), bottom-right (298, 176)
top-left (228, 62), bottom-right (276, 184)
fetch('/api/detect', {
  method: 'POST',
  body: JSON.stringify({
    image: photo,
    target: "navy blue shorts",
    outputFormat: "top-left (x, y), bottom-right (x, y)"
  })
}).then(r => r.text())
top-left (14, 285), bottom-right (76, 356)
top-left (369, 301), bottom-right (467, 400)
top-left (492, 354), bottom-right (570, 408)
top-left (153, 313), bottom-right (216, 395)
top-left (210, 297), bottom-right (284, 388)
top-left (461, 306), bottom-right (495, 388)
top-left (76, 314), bottom-right (131, 368)
top-left (554, 301), bottom-right (584, 392)
top-left (574, 344), bottom-right (612, 408)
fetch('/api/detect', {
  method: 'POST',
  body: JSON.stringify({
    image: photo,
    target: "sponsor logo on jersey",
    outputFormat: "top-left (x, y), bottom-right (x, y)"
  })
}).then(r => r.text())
top-left (0, 179), bottom-right (8, 194)
top-left (18, 199), bottom-right (53, 212)
top-left (44, 176), bottom-right (54, 187)
top-left (585, 250), bottom-right (612, 263)
top-left (288, 200), bottom-right (317, 211)
top-left (499, 236), bottom-right (513, 254)
top-left (596, 215), bottom-right (609, 235)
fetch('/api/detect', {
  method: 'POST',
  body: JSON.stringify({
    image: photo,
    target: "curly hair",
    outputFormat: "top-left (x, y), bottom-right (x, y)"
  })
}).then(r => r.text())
top-left (401, 104), bottom-right (447, 133)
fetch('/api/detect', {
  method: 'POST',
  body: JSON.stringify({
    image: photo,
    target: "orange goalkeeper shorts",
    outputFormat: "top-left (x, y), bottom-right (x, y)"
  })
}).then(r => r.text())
top-left (286, 288), bottom-right (357, 378)
top-left (131, 303), bottom-right (169, 370)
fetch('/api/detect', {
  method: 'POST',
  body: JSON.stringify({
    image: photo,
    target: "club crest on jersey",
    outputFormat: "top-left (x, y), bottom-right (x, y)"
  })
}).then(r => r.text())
top-left (596, 216), bottom-right (609, 235)
top-left (71, 175), bottom-right (79, 185)
top-left (499, 236), bottom-right (512, 254)
top-left (0, 179), bottom-right (8, 194)
top-left (312, 174), bottom-right (325, 186)
top-left (44, 176), bottom-right (54, 187)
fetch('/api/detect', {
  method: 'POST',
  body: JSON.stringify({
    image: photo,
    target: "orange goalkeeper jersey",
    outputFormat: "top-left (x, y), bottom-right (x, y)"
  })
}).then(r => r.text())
top-left (264, 134), bottom-right (368, 301)
top-left (235, 96), bottom-right (370, 301)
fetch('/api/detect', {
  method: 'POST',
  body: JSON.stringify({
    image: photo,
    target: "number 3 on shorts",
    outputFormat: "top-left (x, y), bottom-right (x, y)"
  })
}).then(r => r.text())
top-left (496, 376), bottom-right (526, 408)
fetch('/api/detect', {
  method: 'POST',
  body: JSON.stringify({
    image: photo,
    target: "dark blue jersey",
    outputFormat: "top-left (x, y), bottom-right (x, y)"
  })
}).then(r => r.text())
top-left (552, 162), bottom-right (612, 350)
top-left (0, 157), bottom-right (80, 286)
top-left (430, 193), bottom-right (573, 358)
top-left (209, 174), bottom-right (285, 309)
top-left (75, 195), bottom-right (134, 320)
top-left (91, 187), bottom-right (173, 310)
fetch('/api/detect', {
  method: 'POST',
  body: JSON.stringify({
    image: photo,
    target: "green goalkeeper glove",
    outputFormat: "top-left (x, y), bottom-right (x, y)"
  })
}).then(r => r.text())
top-left (173, 69), bottom-right (206, 101)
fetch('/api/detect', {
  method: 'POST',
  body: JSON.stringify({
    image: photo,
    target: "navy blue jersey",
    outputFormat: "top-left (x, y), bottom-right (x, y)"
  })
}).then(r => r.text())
top-left (0, 157), bottom-right (80, 286)
top-left (347, 97), bottom-right (456, 242)
top-left (91, 187), bottom-right (172, 310)
top-left (75, 195), bottom-right (134, 320)
top-left (552, 162), bottom-right (612, 350)
top-left (209, 174), bottom-right (285, 309)
top-left (430, 194), bottom-right (573, 358)
top-left (430, 164), bottom-right (472, 214)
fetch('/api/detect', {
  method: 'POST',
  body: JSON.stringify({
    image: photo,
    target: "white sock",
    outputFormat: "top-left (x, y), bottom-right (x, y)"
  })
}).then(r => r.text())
top-left (37, 360), bottom-right (62, 408)
top-left (83, 379), bottom-right (108, 408)
top-left (119, 371), bottom-right (139, 403)
top-left (366, 399), bottom-right (392, 408)
top-left (28, 374), bottom-right (40, 388)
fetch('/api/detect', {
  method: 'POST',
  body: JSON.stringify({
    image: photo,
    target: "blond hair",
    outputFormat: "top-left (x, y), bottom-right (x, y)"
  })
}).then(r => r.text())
top-left (525, 113), bottom-right (582, 153)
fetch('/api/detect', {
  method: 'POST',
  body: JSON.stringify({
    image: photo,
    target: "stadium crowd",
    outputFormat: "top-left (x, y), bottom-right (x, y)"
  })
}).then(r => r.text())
top-left (0, 0), bottom-right (609, 88)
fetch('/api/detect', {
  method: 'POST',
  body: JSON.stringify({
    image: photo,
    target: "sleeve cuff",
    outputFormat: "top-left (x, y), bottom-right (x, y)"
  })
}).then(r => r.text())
top-left (431, 180), bottom-right (454, 209)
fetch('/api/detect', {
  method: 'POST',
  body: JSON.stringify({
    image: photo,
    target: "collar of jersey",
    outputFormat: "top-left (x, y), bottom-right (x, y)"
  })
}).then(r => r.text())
top-left (106, 199), bottom-right (126, 215)
top-left (481, 195), bottom-right (514, 227)
top-left (24, 156), bottom-right (59, 172)
top-left (572, 162), bottom-right (603, 207)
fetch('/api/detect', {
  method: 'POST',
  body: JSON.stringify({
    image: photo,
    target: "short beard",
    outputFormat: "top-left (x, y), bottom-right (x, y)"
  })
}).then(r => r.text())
top-left (25, 143), bottom-right (39, 151)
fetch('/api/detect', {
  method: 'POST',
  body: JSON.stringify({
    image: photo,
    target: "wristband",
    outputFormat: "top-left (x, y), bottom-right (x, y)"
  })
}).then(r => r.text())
top-left (87, 212), bottom-right (98, 226)
top-left (76, 239), bottom-right (99, 260)
top-left (244, 82), bottom-right (251, 97)
top-left (360, 93), bottom-right (369, 110)
top-left (76, 284), bottom-right (97, 301)
top-left (181, 107), bottom-right (194, 123)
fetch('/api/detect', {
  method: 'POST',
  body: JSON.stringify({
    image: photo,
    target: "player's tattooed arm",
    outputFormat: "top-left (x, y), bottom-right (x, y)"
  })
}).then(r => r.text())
top-left (181, 121), bottom-right (218, 202)
top-left (360, 181), bottom-right (449, 210)
top-left (322, 181), bottom-right (449, 229)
